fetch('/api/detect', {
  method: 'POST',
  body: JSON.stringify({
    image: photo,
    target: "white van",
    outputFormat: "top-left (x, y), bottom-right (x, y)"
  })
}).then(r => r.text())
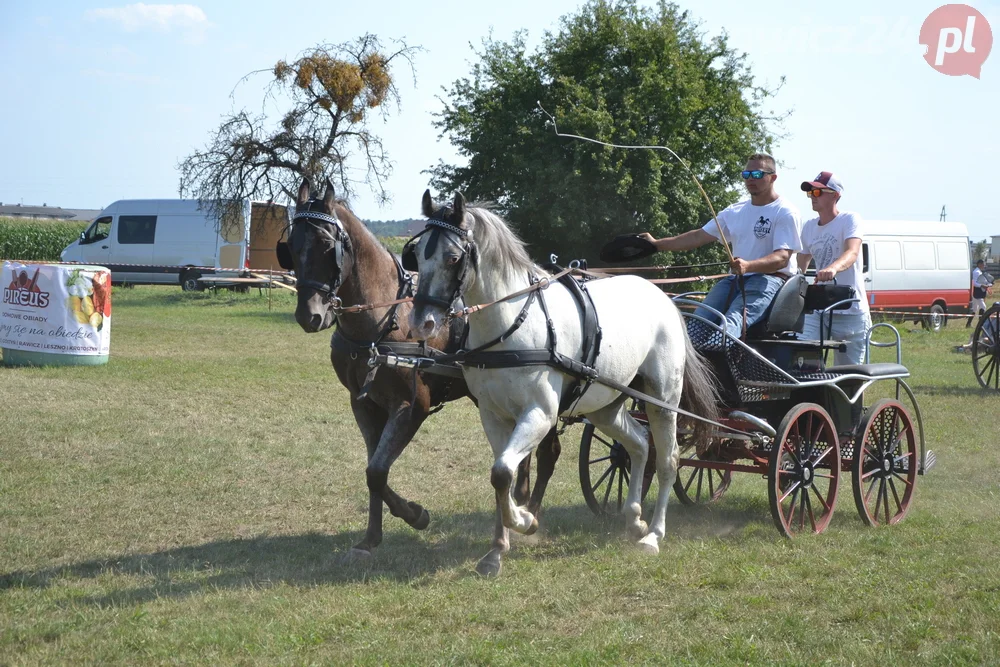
top-left (60, 199), bottom-right (289, 290)
top-left (861, 221), bottom-right (971, 331)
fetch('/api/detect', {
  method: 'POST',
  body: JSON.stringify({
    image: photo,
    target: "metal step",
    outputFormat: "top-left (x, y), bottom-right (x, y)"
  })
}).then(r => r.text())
top-left (920, 449), bottom-right (936, 475)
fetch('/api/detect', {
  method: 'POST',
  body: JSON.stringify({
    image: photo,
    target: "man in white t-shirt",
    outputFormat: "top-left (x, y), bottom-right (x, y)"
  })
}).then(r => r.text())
top-left (638, 153), bottom-right (803, 339)
top-left (968, 259), bottom-right (991, 328)
top-left (958, 259), bottom-right (994, 351)
top-left (796, 171), bottom-right (870, 366)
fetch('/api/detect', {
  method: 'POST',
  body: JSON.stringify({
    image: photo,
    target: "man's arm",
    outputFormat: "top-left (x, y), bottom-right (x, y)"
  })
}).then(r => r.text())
top-left (637, 228), bottom-right (716, 252)
top-left (815, 238), bottom-right (861, 282)
top-left (731, 249), bottom-right (793, 276)
top-left (797, 253), bottom-right (813, 273)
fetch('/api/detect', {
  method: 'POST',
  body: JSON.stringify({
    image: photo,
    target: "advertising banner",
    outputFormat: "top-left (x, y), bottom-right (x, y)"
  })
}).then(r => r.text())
top-left (1, 262), bottom-right (111, 357)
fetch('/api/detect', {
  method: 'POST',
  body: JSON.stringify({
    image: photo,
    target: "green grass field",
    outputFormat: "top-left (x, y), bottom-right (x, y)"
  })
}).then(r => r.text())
top-left (2, 287), bottom-right (999, 665)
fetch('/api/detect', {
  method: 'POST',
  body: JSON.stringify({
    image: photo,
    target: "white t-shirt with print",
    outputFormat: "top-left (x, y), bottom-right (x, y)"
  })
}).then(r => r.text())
top-left (701, 197), bottom-right (803, 276)
top-left (800, 211), bottom-right (869, 315)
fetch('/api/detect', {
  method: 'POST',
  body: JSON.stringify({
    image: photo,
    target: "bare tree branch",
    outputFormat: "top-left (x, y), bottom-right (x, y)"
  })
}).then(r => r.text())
top-left (178, 34), bottom-right (422, 215)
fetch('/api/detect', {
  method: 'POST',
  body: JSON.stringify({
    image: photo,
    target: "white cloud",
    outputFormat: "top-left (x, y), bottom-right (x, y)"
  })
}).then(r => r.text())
top-left (85, 3), bottom-right (208, 33)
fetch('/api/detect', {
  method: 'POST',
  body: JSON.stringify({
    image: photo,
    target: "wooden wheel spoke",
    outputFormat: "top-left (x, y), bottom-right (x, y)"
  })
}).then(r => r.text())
top-left (811, 445), bottom-right (835, 466)
top-left (813, 472), bottom-right (835, 480)
top-left (778, 480), bottom-right (802, 504)
top-left (809, 483), bottom-right (831, 513)
top-left (591, 464), bottom-right (615, 493)
top-left (783, 487), bottom-right (800, 526)
top-left (881, 477), bottom-right (891, 523)
top-left (799, 486), bottom-right (808, 531)
top-left (588, 455), bottom-right (612, 465)
top-left (682, 469), bottom-right (699, 494)
top-left (888, 477), bottom-right (903, 515)
top-left (593, 433), bottom-right (616, 450)
top-left (890, 470), bottom-right (913, 488)
top-left (803, 488), bottom-right (817, 532)
top-left (600, 468), bottom-right (617, 507)
top-left (865, 475), bottom-right (879, 503)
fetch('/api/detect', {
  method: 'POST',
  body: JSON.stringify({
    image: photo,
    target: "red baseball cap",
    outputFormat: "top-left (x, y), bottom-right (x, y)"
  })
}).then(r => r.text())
top-left (801, 171), bottom-right (844, 194)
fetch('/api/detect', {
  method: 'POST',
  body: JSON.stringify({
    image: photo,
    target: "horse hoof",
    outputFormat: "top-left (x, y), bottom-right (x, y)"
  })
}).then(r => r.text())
top-left (343, 547), bottom-right (374, 564)
top-left (524, 516), bottom-right (539, 536)
top-left (627, 520), bottom-right (649, 542)
top-left (411, 508), bottom-right (431, 531)
top-left (637, 535), bottom-right (660, 555)
top-left (475, 557), bottom-right (502, 578)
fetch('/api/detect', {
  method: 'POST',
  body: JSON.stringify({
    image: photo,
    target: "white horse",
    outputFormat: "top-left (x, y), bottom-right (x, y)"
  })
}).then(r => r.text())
top-left (408, 191), bottom-right (718, 576)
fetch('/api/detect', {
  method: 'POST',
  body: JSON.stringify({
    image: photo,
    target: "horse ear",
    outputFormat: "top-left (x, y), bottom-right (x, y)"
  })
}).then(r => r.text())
top-left (297, 179), bottom-right (311, 206)
top-left (452, 192), bottom-right (466, 226)
top-left (323, 179), bottom-right (336, 211)
top-left (421, 189), bottom-right (434, 218)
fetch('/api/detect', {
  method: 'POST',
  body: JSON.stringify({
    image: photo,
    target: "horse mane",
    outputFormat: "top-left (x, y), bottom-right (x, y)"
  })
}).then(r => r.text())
top-left (466, 205), bottom-right (546, 281)
top-left (331, 200), bottom-right (396, 259)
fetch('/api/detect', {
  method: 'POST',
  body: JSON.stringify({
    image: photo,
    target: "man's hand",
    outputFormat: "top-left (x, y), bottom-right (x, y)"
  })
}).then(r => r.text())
top-left (637, 232), bottom-right (657, 246)
top-left (730, 257), bottom-right (750, 275)
top-left (816, 267), bottom-right (838, 282)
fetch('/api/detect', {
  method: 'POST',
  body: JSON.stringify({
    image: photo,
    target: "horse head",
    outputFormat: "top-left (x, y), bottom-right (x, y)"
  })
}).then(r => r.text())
top-left (279, 178), bottom-right (353, 333)
top-left (407, 189), bottom-right (478, 340)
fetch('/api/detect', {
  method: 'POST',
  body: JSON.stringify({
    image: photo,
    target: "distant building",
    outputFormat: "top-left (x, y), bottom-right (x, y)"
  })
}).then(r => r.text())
top-left (0, 203), bottom-right (101, 222)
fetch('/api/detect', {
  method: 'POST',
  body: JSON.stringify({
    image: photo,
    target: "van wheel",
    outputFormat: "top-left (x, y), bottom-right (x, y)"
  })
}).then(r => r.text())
top-left (922, 304), bottom-right (946, 332)
top-left (180, 270), bottom-right (203, 292)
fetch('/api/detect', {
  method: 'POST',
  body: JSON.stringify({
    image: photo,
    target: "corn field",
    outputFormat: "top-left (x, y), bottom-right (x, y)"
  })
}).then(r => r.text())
top-left (0, 217), bottom-right (88, 262)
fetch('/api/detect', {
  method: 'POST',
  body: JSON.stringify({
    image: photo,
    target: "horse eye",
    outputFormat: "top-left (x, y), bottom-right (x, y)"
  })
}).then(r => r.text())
top-left (446, 255), bottom-right (460, 266)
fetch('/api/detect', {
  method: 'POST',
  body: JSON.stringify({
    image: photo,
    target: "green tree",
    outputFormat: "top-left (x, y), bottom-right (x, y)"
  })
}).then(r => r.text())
top-left (179, 34), bottom-right (419, 208)
top-left (431, 0), bottom-right (786, 265)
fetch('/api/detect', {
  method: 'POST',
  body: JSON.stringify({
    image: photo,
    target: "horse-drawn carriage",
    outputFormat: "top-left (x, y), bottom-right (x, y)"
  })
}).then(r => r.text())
top-left (576, 273), bottom-right (935, 537)
top-left (282, 184), bottom-right (938, 576)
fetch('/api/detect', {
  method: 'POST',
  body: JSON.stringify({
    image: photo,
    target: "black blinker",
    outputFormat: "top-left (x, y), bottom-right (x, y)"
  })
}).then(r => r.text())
top-left (424, 227), bottom-right (440, 260)
top-left (276, 241), bottom-right (294, 271)
top-left (401, 242), bottom-right (418, 272)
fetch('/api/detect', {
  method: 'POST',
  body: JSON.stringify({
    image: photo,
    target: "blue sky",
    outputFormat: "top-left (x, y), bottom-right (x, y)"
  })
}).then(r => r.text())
top-left (1, 1), bottom-right (998, 241)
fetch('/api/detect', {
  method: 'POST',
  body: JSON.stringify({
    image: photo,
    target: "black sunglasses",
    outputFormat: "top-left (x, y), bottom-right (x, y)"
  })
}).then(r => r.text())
top-left (741, 170), bottom-right (775, 180)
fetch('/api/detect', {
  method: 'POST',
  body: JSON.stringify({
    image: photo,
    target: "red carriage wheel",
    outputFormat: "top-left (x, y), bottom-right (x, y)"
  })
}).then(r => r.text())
top-left (673, 457), bottom-right (732, 505)
top-left (579, 414), bottom-right (654, 516)
top-left (671, 419), bottom-right (731, 505)
top-left (851, 399), bottom-right (917, 526)
top-left (767, 403), bottom-right (840, 538)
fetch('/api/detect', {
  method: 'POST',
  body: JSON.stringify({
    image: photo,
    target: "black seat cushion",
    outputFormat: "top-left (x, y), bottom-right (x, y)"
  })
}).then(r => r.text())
top-left (804, 284), bottom-right (856, 312)
top-left (825, 363), bottom-right (909, 377)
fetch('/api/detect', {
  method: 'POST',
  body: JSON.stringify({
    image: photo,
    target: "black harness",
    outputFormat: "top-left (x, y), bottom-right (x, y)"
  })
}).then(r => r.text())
top-left (403, 214), bottom-right (603, 415)
top-left (280, 203), bottom-right (468, 403)
top-left (282, 209), bottom-right (352, 298)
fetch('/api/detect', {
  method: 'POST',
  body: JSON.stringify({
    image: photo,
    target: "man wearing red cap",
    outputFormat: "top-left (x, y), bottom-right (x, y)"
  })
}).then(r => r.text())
top-left (638, 153), bottom-right (803, 339)
top-left (796, 171), bottom-right (871, 365)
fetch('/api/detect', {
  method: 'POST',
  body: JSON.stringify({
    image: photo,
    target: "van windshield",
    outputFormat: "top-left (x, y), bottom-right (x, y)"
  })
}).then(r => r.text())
top-left (83, 217), bottom-right (112, 244)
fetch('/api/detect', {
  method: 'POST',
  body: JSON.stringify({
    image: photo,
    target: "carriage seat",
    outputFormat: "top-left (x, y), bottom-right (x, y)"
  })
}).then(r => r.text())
top-left (745, 274), bottom-right (809, 339)
top-left (746, 276), bottom-right (857, 340)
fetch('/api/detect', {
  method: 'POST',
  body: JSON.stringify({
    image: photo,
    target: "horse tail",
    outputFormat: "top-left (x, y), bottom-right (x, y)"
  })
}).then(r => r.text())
top-left (679, 331), bottom-right (720, 450)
